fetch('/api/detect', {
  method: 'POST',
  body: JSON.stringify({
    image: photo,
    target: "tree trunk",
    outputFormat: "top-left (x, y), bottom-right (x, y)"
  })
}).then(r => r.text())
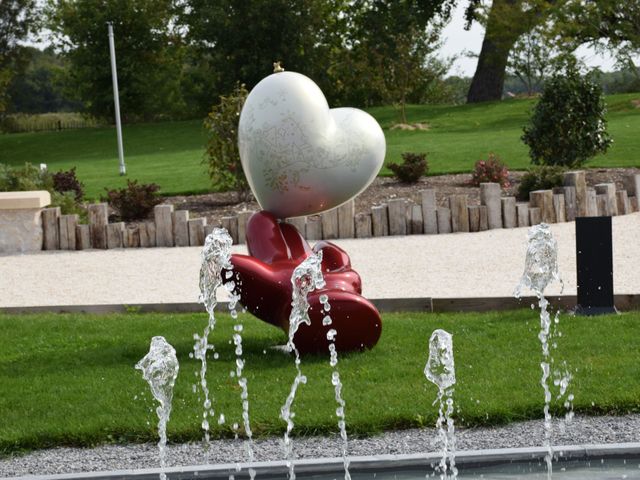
top-left (466, 0), bottom-right (529, 103)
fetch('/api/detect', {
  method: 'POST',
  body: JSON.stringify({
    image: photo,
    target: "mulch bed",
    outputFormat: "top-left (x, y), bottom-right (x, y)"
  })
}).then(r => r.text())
top-left (160, 168), bottom-right (640, 226)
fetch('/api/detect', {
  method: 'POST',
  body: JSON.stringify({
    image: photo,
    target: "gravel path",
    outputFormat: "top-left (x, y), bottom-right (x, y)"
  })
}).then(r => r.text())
top-left (1, 415), bottom-right (639, 477)
top-left (1, 213), bottom-right (639, 307)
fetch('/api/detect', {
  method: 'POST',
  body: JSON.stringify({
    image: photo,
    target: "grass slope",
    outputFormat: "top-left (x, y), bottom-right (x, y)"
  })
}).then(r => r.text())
top-left (0, 94), bottom-right (639, 199)
top-left (1, 309), bottom-right (639, 454)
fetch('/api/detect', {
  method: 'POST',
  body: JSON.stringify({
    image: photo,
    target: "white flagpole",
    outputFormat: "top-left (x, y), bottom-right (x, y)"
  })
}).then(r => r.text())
top-left (107, 22), bottom-right (126, 175)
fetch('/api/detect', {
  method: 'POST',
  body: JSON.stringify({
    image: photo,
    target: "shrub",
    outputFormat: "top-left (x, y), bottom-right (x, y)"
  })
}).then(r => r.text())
top-left (53, 167), bottom-right (84, 202)
top-left (522, 69), bottom-right (612, 168)
top-left (389, 152), bottom-right (428, 183)
top-left (517, 166), bottom-right (566, 201)
top-left (203, 83), bottom-right (249, 198)
top-left (0, 162), bottom-right (53, 192)
top-left (104, 180), bottom-right (162, 222)
top-left (0, 163), bottom-right (86, 217)
top-left (470, 154), bottom-right (510, 187)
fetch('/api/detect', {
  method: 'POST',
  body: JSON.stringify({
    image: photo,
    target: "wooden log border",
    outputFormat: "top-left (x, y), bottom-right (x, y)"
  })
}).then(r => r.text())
top-left (32, 172), bottom-right (640, 251)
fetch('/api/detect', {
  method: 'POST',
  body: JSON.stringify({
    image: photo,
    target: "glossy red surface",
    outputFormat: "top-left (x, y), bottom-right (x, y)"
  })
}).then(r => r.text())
top-left (226, 211), bottom-right (382, 353)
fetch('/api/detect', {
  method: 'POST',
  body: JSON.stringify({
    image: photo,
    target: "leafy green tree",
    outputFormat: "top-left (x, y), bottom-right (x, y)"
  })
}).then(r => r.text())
top-left (7, 47), bottom-right (81, 113)
top-left (47, 0), bottom-right (185, 121)
top-left (507, 27), bottom-right (557, 96)
top-left (332, 0), bottom-right (455, 117)
top-left (522, 69), bottom-right (612, 168)
top-left (181, 0), bottom-right (348, 106)
top-left (465, 0), bottom-right (559, 103)
top-left (0, 0), bottom-right (37, 114)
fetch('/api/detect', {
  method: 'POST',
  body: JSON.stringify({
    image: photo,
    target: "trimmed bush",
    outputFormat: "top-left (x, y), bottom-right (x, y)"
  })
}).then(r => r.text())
top-left (522, 69), bottom-right (612, 167)
top-left (517, 166), bottom-right (566, 201)
top-left (470, 154), bottom-right (510, 188)
top-left (389, 152), bottom-right (428, 183)
top-left (104, 180), bottom-right (162, 222)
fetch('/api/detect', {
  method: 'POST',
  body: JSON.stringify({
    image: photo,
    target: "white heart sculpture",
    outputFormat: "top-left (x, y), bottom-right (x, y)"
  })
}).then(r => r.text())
top-left (238, 72), bottom-right (386, 219)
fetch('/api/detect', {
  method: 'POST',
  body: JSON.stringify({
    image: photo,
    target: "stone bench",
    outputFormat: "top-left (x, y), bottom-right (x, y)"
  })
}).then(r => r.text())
top-left (0, 191), bottom-right (51, 254)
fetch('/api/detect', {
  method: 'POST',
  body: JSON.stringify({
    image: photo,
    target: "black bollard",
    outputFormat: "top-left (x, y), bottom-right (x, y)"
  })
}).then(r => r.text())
top-left (575, 216), bottom-right (616, 315)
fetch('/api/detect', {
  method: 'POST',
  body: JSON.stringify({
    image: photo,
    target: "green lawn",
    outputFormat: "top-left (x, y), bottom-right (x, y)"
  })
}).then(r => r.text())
top-left (1, 309), bottom-right (639, 455)
top-left (1, 93), bottom-right (639, 199)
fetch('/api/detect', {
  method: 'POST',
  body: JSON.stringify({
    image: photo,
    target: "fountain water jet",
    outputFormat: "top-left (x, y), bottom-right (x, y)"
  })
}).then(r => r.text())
top-left (321, 293), bottom-right (352, 480)
top-left (194, 228), bottom-right (234, 447)
top-left (135, 336), bottom-right (179, 480)
top-left (425, 329), bottom-right (457, 480)
top-left (281, 251), bottom-right (325, 480)
top-left (515, 223), bottom-right (573, 479)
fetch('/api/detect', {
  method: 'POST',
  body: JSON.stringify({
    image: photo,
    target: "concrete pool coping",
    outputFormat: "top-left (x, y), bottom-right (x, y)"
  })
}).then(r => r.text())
top-left (7, 442), bottom-right (640, 480)
top-left (1, 294), bottom-right (639, 315)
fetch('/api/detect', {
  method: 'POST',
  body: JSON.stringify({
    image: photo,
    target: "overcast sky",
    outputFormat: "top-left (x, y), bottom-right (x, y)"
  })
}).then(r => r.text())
top-left (440, 2), bottom-right (619, 77)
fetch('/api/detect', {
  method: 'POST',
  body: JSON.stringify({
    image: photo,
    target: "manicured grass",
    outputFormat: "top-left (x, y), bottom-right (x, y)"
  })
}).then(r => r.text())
top-left (1, 309), bottom-right (639, 454)
top-left (0, 93), bottom-right (639, 199)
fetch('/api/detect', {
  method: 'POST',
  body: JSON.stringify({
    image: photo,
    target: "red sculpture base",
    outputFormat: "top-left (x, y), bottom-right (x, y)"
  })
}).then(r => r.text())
top-left (225, 211), bottom-right (382, 354)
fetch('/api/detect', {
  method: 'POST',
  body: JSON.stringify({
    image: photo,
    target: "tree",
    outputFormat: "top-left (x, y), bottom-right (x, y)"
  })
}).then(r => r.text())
top-left (332, 0), bottom-right (455, 117)
top-left (507, 26), bottom-right (556, 96)
top-left (465, 0), bottom-right (558, 103)
top-left (552, 0), bottom-right (640, 82)
top-left (47, 0), bottom-right (185, 121)
top-left (180, 0), bottom-right (348, 107)
top-left (7, 47), bottom-right (81, 113)
top-left (0, 0), bottom-right (37, 114)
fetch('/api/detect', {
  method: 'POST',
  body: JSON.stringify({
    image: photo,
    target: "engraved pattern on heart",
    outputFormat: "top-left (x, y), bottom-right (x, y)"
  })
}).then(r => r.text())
top-left (238, 72), bottom-right (386, 219)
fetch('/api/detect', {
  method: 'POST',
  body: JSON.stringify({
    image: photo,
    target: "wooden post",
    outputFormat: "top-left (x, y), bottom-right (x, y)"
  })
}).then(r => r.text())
top-left (563, 186), bottom-right (577, 222)
top-left (516, 204), bottom-right (529, 228)
top-left (188, 218), bottom-right (206, 246)
top-left (371, 205), bottom-right (389, 237)
top-left (448, 195), bottom-right (469, 232)
top-left (172, 210), bottom-right (190, 247)
top-left (631, 196), bottom-right (639, 213)
top-left (321, 208), bottom-right (339, 239)
top-left (624, 173), bottom-right (640, 198)
top-left (106, 222), bottom-right (125, 249)
top-left (154, 204), bottom-right (174, 247)
top-left (479, 206), bottom-right (488, 231)
top-left (221, 216), bottom-right (239, 244)
top-left (468, 206), bottom-right (481, 232)
top-left (139, 222), bottom-right (155, 248)
top-left (564, 171), bottom-right (587, 217)
top-left (553, 194), bottom-right (566, 223)
top-left (529, 190), bottom-right (556, 223)
top-left (124, 225), bottom-right (140, 248)
top-left (237, 210), bottom-right (254, 244)
top-left (407, 204), bottom-right (423, 234)
top-left (436, 207), bottom-right (451, 234)
top-left (596, 194), bottom-right (608, 216)
top-left (204, 224), bottom-right (215, 238)
top-left (529, 207), bottom-right (542, 225)
top-left (88, 203), bottom-right (108, 249)
top-left (355, 213), bottom-right (372, 238)
top-left (420, 189), bottom-right (438, 234)
top-left (59, 214), bottom-right (78, 250)
top-left (306, 215), bottom-right (323, 240)
top-left (480, 183), bottom-right (502, 229)
top-left (75, 224), bottom-right (91, 250)
top-left (501, 197), bottom-right (517, 228)
top-left (594, 183), bottom-right (618, 216)
top-left (387, 198), bottom-right (407, 236)
top-left (287, 216), bottom-right (307, 237)
top-left (42, 207), bottom-right (61, 250)
top-left (337, 200), bottom-right (355, 238)
top-left (585, 188), bottom-right (597, 216)
top-left (616, 190), bottom-right (630, 215)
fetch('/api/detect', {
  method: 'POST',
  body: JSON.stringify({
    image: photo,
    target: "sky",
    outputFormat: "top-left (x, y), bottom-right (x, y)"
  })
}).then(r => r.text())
top-left (440, 2), bottom-right (620, 77)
